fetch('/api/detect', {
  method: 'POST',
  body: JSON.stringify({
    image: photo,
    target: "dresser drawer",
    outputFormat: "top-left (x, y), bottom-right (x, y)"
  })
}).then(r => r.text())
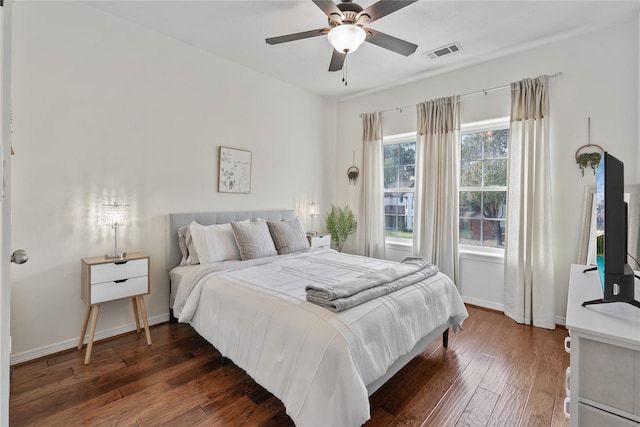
top-left (90, 258), bottom-right (148, 284)
top-left (91, 275), bottom-right (148, 304)
top-left (579, 338), bottom-right (640, 415)
top-left (578, 402), bottom-right (639, 427)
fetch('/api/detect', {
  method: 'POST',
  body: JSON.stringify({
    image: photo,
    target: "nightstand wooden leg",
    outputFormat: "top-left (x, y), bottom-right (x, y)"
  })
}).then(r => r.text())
top-left (131, 297), bottom-right (141, 333)
top-left (78, 305), bottom-right (91, 350)
top-left (137, 295), bottom-right (152, 345)
top-left (84, 304), bottom-right (100, 365)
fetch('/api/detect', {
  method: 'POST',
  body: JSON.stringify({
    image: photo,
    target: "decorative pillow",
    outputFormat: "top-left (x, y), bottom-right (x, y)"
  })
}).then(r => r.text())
top-left (177, 225), bottom-right (199, 265)
top-left (267, 218), bottom-right (310, 255)
top-left (231, 220), bottom-right (278, 260)
top-left (189, 221), bottom-right (241, 264)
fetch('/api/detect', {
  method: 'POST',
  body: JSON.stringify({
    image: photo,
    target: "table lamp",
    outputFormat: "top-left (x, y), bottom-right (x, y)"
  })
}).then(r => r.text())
top-left (308, 202), bottom-right (320, 236)
top-left (102, 202), bottom-right (129, 259)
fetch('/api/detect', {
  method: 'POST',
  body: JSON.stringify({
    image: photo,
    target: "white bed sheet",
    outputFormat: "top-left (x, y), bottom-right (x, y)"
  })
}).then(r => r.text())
top-left (169, 262), bottom-right (243, 308)
top-left (172, 249), bottom-right (468, 427)
top-left (169, 265), bottom-right (192, 304)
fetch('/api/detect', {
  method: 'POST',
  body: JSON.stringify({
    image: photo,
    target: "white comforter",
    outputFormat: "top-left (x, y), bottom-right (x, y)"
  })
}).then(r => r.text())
top-left (172, 249), bottom-right (468, 427)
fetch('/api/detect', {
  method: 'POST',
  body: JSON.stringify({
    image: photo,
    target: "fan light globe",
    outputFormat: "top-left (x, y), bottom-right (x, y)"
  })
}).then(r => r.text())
top-left (328, 24), bottom-right (366, 53)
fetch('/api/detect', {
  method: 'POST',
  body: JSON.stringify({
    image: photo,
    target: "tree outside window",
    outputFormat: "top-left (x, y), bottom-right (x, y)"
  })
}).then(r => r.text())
top-left (384, 138), bottom-right (416, 240)
top-left (459, 125), bottom-right (509, 248)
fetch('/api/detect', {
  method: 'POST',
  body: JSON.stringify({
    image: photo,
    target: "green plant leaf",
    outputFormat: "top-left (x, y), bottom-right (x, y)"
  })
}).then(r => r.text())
top-left (324, 204), bottom-right (358, 252)
top-left (576, 152), bottom-right (602, 176)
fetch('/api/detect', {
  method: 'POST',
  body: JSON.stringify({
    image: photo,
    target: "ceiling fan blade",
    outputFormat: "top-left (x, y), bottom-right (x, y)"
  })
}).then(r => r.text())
top-left (266, 28), bottom-right (329, 45)
top-left (365, 28), bottom-right (417, 56)
top-left (313, 0), bottom-right (343, 18)
top-left (358, 0), bottom-right (417, 24)
top-left (329, 50), bottom-right (346, 72)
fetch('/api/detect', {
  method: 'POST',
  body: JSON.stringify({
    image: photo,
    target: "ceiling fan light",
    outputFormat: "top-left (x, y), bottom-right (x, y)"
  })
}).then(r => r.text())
top-left (328, 24), bottom-right (366, 53)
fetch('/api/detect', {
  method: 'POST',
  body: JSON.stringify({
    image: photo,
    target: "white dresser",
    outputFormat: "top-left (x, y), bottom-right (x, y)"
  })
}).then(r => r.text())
top-left (565, 264), bottom-right (640, 426)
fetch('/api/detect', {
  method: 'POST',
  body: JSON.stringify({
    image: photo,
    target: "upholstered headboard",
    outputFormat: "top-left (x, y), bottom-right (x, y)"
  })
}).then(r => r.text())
top-left (166, 209), bottom-right (296, 270)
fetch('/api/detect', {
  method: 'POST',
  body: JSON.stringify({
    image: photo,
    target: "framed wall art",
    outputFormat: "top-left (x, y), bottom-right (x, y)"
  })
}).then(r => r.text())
top-left (218, 146), bottom-right (252, 194)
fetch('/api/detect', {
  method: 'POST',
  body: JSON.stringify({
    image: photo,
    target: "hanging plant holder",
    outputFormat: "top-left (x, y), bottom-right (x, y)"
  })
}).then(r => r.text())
top-left (575, 117), bottom-right (604, 177)
top-left (347, 151), bottom-right (359, 185)
top-left (575, 151), bottom-right (602, 176)
top-left (347, 166), bottom-right (359, 185)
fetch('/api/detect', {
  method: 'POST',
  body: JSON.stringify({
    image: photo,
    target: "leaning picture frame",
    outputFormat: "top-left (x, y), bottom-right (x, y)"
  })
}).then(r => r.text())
top-left (577, 183), bottom-right (640, 266)
top-left (218, 146), bottom-right (252, 194)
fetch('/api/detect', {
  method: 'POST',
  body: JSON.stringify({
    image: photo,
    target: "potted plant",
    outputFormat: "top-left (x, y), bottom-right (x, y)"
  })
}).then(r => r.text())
top-left (325, 205), bottom-right (357, 252)
top-left (576, 152), bottom-right (602, 176)
top-left (347, 166), bottom-right (359, 185)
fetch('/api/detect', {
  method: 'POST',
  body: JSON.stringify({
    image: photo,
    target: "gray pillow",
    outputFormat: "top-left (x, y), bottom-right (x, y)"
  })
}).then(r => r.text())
top-left (267, 218), bottom-right (310, 255)
top-left (177, 225), bottom-right (199, 265)
top-left (231, 220), bottom-right (278, 260)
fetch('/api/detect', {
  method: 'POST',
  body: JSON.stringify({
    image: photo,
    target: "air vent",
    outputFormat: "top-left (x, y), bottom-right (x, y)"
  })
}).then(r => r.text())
top-left (423, 42), bottom-right (463, 59)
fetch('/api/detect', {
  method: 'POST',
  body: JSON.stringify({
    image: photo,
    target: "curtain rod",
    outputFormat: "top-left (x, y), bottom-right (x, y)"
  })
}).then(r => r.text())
top-left (359, 71), bottom-right (563, 117)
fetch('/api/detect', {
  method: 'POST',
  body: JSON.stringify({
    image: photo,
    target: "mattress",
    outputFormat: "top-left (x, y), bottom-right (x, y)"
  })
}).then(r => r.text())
top-left (172, 248), bottom-right (468, 427)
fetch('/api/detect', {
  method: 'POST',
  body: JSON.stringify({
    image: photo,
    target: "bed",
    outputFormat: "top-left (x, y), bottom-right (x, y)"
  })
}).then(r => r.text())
top-left (167, 210), bottom-right (468, 427)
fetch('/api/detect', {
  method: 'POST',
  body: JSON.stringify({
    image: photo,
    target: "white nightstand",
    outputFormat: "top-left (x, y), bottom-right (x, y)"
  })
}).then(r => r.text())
top-left (78, 252), bottom-right (152, 364)
top-left (307, 233), bottom-right (331, 249)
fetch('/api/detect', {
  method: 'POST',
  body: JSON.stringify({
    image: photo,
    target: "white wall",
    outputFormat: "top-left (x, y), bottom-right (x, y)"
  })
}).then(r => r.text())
top-left (335, 19), bottom-right (639, 324)
top-left (9, 4), bottom-right (639, 362)
top-left (9, 2), bottom-right (336, 362)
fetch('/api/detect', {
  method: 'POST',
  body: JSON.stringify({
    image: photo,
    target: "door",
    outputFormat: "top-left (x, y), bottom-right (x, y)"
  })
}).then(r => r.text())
top-left (0, 1), bottom-right (12, 425)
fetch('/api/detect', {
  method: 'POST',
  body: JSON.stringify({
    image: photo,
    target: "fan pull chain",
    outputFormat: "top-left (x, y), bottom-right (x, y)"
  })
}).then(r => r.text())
top-left (343, 53), bottom-right (348, 86)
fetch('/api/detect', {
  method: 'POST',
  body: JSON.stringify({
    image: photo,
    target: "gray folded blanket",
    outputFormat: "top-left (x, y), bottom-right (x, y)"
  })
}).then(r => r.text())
top-left (305, 257), bottom-right (439, 312)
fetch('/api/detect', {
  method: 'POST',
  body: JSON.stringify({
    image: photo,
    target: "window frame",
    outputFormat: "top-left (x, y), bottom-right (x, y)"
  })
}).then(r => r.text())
top-left (383, 132), bottom-right (417, 245)
top-left (459, 117), bottom-right (510, 255)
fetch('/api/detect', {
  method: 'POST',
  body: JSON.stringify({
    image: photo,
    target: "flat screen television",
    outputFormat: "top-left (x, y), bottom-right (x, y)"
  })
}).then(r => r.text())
top-left (582, 152), bottom-right (639, 308)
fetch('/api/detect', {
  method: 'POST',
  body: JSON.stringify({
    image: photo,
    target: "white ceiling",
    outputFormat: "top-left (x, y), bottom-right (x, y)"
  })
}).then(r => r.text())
top-left (86, 0), bottom-right (640, 101)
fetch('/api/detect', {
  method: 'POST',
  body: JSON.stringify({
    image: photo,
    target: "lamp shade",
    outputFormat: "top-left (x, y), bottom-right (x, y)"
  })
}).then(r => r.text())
top-left (102, 203), bottom-right (129, 229)
top-left (327, 24), bottom-right (366, 53)
top-left (102, 202), bottom-right (129, 259)
top-left (308, 202), bottom-right (320, 217)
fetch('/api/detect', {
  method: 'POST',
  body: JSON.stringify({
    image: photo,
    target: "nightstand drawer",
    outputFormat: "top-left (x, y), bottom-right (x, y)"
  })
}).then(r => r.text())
top-left (90, 258), bottom-right (148, 284)
top-left (91, 275), bottom-right (148, 303)
top-left (308, 234), bottom-right (331, 248)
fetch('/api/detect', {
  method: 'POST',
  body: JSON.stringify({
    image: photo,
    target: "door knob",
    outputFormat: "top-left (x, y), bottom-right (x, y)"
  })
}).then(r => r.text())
top-left (11, 249), bottom-right (28, 264)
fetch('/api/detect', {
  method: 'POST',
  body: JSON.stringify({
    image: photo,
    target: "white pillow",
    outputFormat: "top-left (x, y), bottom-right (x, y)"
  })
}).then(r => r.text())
top-left (231, 220), bottom-right (277, 260)
top-left (177, 225), bottom-right (199, 265)
top-left (189, 221), bottom-right (241, 264)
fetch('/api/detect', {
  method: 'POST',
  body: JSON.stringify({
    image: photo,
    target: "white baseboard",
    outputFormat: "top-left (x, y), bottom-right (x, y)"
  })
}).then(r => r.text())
top-left (462, 297), bottom-right (567, 328)
top-left (10, 313), bottom-right (170, 366)
top-left (462, 296), bottom-right (504, 312)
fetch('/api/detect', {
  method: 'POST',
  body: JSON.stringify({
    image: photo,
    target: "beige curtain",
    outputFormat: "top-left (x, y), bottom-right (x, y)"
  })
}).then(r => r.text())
top-left (504, 75), bottom-right (555, 329)
top-left (413, 96), bottom-right (460, 282)
top-left (360, 112), bottom-right (385, 258)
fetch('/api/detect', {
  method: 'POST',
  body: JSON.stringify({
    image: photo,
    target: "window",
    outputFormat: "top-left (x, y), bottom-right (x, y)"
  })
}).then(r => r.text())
top-left (459, 118), bottom-right (509, 249)
top-left (383, 133), bottom-right (416, 241)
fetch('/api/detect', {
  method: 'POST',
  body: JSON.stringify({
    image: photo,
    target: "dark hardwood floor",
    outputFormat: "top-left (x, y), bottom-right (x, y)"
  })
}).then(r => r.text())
top-left (9, 305), bottom-right (570, 427)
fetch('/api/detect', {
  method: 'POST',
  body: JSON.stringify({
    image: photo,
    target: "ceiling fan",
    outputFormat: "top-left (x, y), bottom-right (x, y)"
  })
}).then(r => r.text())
top-left (266, 0), bottom-right (418, 73)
